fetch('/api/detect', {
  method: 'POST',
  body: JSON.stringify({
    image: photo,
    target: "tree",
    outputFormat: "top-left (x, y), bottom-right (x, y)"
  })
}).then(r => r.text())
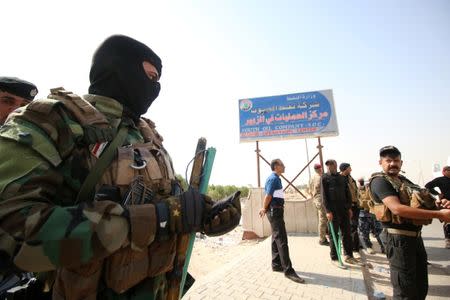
top-left (175, 174), bottom-right (249, 200)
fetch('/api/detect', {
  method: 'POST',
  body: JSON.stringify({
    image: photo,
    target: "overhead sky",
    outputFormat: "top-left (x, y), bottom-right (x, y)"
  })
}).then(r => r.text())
top-left (2, 0), bottom-right (449, 188)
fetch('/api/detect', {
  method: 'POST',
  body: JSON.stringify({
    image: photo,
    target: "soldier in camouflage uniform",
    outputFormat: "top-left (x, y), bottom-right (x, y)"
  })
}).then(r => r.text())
top-left (0, 35), bottom-right (241, 300)
top-left (357, 178), bottom-right (385, 254)
top-left (309, 163), bottom-right (329, 245)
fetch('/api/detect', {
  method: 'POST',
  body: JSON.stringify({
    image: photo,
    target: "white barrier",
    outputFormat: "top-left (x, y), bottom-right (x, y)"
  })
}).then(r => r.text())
top-left (242, 188), bottom-right (319, 238)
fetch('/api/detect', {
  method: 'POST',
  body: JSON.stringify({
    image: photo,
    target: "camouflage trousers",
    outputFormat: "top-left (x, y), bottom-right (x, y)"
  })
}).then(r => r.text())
top-left (313, 196), bottom-right (328, 242)
top-left (358, 210), bottom-right (384, 251)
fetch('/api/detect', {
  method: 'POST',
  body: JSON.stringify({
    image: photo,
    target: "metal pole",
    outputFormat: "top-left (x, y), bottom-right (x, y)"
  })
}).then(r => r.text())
top-left (305, 139), bottom-right (311, 183)
top-left (256, 141), bottom-right (261, 187)
top-left (283, 152), bottom-right (319, 191)
top-left (259, 153), bottom-right (307, 198)
top-left (317, 137), bottom-right (324, 168)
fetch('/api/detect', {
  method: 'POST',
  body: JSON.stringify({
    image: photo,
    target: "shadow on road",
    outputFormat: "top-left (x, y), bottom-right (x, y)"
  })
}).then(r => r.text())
top-left (427, 284), bottom-right (450, 298)
top-left (295, 270), bottom-right (367, 295)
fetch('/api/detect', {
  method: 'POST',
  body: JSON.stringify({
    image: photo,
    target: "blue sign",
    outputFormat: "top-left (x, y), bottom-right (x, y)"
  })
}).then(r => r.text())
top-left (239, 89), bottom-right (339, 142)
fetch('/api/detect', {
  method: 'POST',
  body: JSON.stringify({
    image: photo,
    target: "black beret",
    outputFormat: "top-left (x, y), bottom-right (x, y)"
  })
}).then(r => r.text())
top-left (339, 163), bottom-right (350, 171)
top-left (379, 145), bottom-right (401, 157)
top-left (0, 77), bottom-right (38, 101)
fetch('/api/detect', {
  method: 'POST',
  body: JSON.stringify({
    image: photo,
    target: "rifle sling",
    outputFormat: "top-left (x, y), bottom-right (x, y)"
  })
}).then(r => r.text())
top-left (76, 125), bottom-right (129, 204)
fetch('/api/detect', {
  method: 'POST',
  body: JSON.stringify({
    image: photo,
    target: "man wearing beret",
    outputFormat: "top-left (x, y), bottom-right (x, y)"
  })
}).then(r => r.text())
top-left (0, 76), bottom-right (38, 125)
top-left (339, 162), bottom-right (361, 252)
top-left (321, 159), bottom-right (359, 265)
top-left (309, 163), bottom-right (329, 245)
top-left (0, 35), bottom-right (241, 299)
top-left (369, 146), bottom-right (450, 299)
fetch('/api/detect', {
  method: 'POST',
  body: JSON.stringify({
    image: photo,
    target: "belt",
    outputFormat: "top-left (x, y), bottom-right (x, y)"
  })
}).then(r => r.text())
top-left (386, 228), bottom-right (421, 237)
top-left (270, 205), bottom-right (284, 209)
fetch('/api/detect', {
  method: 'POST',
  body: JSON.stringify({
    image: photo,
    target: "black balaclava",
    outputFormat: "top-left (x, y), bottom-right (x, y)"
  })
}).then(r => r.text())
top-left (88, 35), bottom-right (162, 119)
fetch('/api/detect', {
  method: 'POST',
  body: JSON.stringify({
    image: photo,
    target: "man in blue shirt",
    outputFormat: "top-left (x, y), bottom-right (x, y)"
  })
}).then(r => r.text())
top-left (259, 159), bottom-right (305, 284)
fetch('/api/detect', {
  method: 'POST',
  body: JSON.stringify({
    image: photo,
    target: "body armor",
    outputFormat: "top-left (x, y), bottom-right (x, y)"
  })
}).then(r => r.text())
top-left (18, 88), bottom-right (179, 299)
top-left (368, 172), bottom-right (436, 226)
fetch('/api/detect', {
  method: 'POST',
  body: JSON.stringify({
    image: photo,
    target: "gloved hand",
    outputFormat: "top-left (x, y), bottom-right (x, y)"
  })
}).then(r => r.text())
top-left (165, 188), bottom-right (206, 234)
top-left (163, 189), bottom-right (241, 236)
top-left (202, 191), bottom-right (241, 237)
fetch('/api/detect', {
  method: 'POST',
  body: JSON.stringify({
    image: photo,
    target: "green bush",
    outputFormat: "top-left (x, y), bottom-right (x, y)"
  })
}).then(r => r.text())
top-left (175, 174), bottom-right (249, 200)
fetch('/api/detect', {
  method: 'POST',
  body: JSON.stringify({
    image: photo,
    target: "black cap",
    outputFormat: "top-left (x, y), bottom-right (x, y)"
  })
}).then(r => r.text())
top-left (0, 77), bottom-right (38, 101)
top-left (325, 159), bottom-right (336, 166)
top-left (339, 163), bottom-right (350, 171)
top-left (379, 145), bottom-right (401, 157)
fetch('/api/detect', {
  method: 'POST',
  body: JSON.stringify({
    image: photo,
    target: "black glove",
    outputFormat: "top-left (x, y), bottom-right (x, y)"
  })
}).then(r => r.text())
top-left (165, 188), bottom-right (205, 234)
top-left (203, 191), bottom-right (241, 237)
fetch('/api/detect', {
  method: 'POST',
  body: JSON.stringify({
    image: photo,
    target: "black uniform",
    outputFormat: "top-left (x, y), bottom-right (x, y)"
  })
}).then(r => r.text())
top-left (425, 176), bottom-right (450, 239)
top-left (346, 175), bottom-right (361, 251)
top-left (371, 176), bottom-right (427, 300)
top-left (321, 172), bottom-right (353, 260)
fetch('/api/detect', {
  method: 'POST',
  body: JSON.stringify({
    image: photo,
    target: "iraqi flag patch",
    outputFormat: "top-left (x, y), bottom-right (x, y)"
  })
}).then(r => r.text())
top-left (91, 142), bottom-right (108, 158)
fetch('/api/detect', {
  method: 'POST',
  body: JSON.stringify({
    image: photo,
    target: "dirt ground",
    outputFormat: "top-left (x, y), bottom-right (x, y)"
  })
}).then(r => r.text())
top-left (188, 225), bottom-right (265, 279)
top-left (187, 192), bottom-right (308, 280)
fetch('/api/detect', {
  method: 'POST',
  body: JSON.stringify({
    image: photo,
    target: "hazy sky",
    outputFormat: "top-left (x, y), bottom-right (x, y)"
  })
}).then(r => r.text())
top-left (2, 0), bottom-right (449, 188)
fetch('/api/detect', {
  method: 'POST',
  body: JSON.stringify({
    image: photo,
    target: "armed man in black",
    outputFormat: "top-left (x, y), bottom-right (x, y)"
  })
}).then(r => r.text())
top-left (425, 165), bottom-right (450, 248)
top-left (369, 146), bottom-right (450, 300)
top-left (339, 162), bottom-right (361, 252)
top-left (321, 159), bottom-right (359, 265)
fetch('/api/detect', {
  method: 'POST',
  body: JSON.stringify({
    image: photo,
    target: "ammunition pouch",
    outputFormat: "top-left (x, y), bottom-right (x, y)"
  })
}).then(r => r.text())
top-left (410, 190), bottom-right (435, 225)
top-left (104, 246), bottom-right (147, 294)
top-left (371, 203), bottom-right (392, 222)
top-left (103, 235), bottom-right (177, 294)
top-left (52, 259), bottom-right (103, 300)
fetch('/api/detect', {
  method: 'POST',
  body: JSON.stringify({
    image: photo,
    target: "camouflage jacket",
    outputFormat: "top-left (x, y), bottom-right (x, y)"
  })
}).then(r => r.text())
top-left (0, 91), bottom-right (178, 299)
top-left (309, 173), bottom-right (322, 200)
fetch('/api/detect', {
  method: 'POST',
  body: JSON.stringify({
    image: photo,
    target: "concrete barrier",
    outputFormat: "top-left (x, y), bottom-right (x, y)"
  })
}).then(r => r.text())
top-left (242, 188), bottom-right (319, 238)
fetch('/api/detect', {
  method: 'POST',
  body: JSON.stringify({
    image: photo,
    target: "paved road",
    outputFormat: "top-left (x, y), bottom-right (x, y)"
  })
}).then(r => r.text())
top-left (185, 233), bottom-right (367, 300)
top-left (361, 220), bottom-right (450, 300)
top-left (423, 220), bottom-right (450, 299)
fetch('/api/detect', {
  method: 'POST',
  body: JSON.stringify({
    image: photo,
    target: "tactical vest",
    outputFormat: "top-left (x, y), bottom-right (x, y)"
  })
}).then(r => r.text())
top-left (358, 186), bottom-right (372, 211)
top-left (23, 88), bottom-right (179, 299)
top-left (347, 176), bottom-right (359, 205)
top-left (368, 172), bottom-right (436, 226)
